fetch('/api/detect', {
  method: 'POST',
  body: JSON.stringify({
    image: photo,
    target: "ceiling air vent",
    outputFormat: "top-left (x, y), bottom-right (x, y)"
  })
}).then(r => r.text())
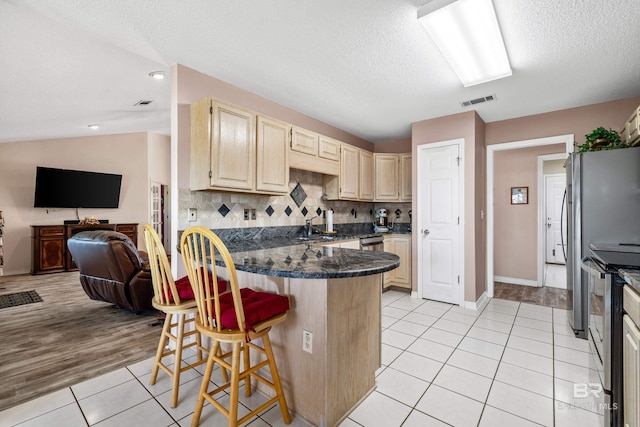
top-left (461, 94), bottom-right (495, 108)
top-left (134, 100), bottom-right (153, 106)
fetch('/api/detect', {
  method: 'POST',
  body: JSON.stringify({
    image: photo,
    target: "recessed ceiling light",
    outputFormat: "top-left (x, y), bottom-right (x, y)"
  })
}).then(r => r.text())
top-left (87, 124), bottom-right (99, 130)
top-left (148, 71), bottom-right (166, 80)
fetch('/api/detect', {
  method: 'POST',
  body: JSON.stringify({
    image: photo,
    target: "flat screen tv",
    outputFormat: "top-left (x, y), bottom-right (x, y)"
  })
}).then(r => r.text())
top-left (34, 166), bottom-right (122, 208)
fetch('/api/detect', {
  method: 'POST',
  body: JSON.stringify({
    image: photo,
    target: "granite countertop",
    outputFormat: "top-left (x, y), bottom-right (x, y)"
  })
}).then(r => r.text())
top-left (180, 223), bottom-right (403, 279)
top-left (620, 269), bottom-right (640, 295)
top-left (216, 243), bottom-right (400, 279)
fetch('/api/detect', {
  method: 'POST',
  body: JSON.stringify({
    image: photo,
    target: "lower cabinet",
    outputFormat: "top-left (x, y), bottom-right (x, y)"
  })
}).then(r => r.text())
top-left (624, 312), bottom-right (640, 427)
top-left (383, 234), bottom-right (411, 289)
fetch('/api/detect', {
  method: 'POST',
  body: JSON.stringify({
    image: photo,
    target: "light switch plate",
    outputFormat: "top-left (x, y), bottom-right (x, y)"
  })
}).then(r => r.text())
top-left (188, 208), bottom-right (197, 221)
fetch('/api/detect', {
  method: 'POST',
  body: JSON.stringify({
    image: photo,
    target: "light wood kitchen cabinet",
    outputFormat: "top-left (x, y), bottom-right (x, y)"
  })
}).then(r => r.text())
top-left (359, 149), bottom-right (374, 200)
top-left (623, 312), bottom-right (640, 427)
top-left (291, 126), bottom-right (318, 155)
top-left (373, 153), bottom-right (411, 202)
top-left (374, 154), bottom-right (400, 201)
top-left (325, 146), bottom-right (376, 201)
top-left (623, 106), bottom-right (640, 147)
top-left (383, 234), bottom-right (411, 289)
top-left (400, 153), bottom-right (412, 201)
top-left (318, 136), bottom-right (341, 161)
top-left (256, 115), bottom-right (290, 193)
top-left (190, 97), bottom-right (289, 194)
top-left (339, 144), bottom-right (360, 200)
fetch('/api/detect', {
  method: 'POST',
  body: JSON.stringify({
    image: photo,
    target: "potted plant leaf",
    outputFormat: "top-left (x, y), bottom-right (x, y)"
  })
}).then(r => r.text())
top-left (576, 127), bottom-right (628, 152)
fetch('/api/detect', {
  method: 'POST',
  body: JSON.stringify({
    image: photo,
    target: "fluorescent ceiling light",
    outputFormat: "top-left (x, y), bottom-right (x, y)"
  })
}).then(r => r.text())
top-left (87, 124), bottom-right (99, 130)
top-left (418, 0), bottom-right (512, 87)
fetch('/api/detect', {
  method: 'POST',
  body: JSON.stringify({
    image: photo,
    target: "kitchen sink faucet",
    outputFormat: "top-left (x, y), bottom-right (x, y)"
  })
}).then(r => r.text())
top-left (305, 216), bottom-right (318, 236)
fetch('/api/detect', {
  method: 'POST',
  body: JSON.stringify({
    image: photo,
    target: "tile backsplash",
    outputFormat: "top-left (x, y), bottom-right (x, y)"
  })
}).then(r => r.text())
top-left (178, 169), bottom-right (411, 230)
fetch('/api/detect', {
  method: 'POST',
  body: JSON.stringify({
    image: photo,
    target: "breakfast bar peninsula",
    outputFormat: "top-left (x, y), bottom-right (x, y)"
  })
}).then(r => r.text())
top-left (210, 238), bottom-right (399, 427)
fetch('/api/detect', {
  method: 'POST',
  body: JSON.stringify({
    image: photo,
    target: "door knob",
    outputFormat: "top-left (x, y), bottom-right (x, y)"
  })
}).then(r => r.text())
top-left (423, 229), bottom-right (430, 235)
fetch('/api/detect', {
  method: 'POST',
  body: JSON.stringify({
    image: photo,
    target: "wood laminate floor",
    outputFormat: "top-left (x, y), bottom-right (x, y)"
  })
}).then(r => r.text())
top-left (0, 272), bottom-right (160, 411)
top-left (494, 281), bottom-right (570, 309)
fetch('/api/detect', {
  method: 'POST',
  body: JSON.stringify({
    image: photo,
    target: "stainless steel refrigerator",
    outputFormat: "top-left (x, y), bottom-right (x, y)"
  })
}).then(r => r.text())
top-left (565, 146), bottom-right (640, 338)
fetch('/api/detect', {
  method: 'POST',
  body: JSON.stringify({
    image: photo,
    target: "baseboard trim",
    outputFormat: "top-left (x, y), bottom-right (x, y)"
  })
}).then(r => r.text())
top-left (494, 275), bottom-right (538, 287)
top-left (411, 291), bottom-right (419, 299)
top-left (464, 291), bottom-right (489, 311)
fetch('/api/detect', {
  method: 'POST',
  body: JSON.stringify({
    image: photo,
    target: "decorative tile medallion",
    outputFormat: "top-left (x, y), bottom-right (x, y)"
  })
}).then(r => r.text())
top-left (285, 206), bottom-right (293, 216)
top-left (290, 183), bottom-right (307, 208)
top-left (265, 205), bottom-right (275, 217)
top-left (301, 207), bottom-right (308, 216)
top-left (316, 207), bottom-right (322, 216)
top-left (218, 204), bottom-right (231, 217)
top-left (395, 209), bottom-right (402, 216)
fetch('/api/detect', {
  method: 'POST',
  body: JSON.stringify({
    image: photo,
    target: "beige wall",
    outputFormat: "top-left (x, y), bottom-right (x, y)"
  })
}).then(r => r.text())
top-left (375, 137), bottom-right (411, 153)
top-left (0, 132), bottom-right (169, 275)
top-left (411, 111), bottom-right (484, 303)
top-left (543, 159), bottom-right (565, 175)
top-left (486, 96), bottom-right (640, 146)
top-left (493, 144), bottom-right (565, 281)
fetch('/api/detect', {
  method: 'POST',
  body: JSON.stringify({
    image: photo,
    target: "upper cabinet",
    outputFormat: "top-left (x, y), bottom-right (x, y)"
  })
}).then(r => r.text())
top-left (318, 136), bottom-right (341, 161)
top-left (190, 96), bottom-right (413, 202)
top-left (359, 149), bottom-right (374, 201)
top-left (623, 106), bottom-right (640, 147)
top-left (374, 153), bottom-right (412, 202)
top-left (325, 145), bottom-right (376, 201)
top-left (291, 126), bottom-right (318, 155)
top-left (257, 116), bottom-right (290, 193)
top-left (288, 129), bottom-right (340, 176)
top-left (374, 154), bottom-right (399, 201)
top-left (190, 97), bottom-right (289, 194)
top-left (339, 144), bottom-right (360, 200)
top-left (400, 153), bottom-right (412, 201)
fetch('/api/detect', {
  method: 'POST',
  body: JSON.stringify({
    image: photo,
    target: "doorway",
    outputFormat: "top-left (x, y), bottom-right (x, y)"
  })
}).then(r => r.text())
top-left (538, 154), bottom-right (567, 289)
top-left (486, 134), bottom-right (573, 298)
top-left (417, 139), bottom-right (463, 305)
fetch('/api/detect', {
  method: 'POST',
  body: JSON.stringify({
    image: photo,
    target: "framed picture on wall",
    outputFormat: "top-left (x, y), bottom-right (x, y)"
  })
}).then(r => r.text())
top-left (511, 187), bottom-right (528, 204)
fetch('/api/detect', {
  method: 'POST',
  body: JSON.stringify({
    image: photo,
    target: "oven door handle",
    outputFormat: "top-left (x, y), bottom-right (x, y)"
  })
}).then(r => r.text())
top-left (580, 256), bottom-right (605, 279)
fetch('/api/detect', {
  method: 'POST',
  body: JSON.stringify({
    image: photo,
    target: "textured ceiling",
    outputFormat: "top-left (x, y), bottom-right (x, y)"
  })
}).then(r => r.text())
top-left (1, 0), bottom-right (640, 144)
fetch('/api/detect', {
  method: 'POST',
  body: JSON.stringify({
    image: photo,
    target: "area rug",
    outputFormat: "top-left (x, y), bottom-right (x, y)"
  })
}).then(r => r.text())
top-left (0, 290), bottom-right (43, 309)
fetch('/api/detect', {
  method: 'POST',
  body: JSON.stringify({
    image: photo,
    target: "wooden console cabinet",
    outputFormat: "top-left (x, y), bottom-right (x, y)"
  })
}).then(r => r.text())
top-left (31, 223), bottom-right (138, 275)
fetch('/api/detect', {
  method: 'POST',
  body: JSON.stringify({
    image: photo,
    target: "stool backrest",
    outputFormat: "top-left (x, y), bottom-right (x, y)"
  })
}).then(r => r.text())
top-left (180, 226), bottom-right (245, 333)
top-left (143, 224), bottom-right (181, 305)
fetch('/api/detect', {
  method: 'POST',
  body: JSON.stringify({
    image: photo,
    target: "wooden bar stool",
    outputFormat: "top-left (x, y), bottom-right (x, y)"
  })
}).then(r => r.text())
top-left (180, 226), bottom-right (291, 427)
top-left (143, 224), bottom-right (228, 408)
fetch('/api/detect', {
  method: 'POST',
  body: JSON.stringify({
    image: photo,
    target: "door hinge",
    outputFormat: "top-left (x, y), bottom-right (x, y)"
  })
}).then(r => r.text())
top-left (209, 106), bottom-right (213, 114)
top-left (457, 216), bottom-right (460, 225)
top-left (209, 171), bottom-right (212, 178)
top-left (456, 156), bottom-right (462, 166)
top-left (552, 249), bottom-right (556, 256)
top-left (457, 275), bottom-right (460, 283)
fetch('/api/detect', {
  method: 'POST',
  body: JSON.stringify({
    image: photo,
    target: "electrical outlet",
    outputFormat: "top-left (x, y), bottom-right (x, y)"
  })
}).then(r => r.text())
top-left (188, 208), bottom-right (197, 222)
top-left (302, 330), bottom-right (313, 353)
top-left (251, 208), bottom-right (256, 220)
top-left (243, 209), bottom-right (250, 220)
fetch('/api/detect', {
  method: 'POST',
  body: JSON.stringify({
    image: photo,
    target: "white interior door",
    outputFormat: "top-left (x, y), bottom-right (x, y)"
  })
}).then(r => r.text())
top-left (545, 174), bottom-right (566, 264)
top-left (419, 143), bottom-right (462, 304)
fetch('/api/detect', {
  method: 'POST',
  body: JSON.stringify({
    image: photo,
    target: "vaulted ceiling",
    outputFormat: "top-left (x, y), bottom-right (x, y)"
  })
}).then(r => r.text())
top-left (2, 0), bottom-right (639, 144)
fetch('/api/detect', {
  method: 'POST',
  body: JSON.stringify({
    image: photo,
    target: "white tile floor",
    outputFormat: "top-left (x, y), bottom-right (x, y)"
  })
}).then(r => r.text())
top-left (0, 291), bottom-right (604, 427)
top-left (544, 264), bottom-right (567, 289)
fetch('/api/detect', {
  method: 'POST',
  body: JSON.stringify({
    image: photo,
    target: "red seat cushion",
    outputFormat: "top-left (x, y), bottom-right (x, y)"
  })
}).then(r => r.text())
top-left (217, 288), bottom-right (289, 330)
top-left (172, 272), bottom-right (228, 302)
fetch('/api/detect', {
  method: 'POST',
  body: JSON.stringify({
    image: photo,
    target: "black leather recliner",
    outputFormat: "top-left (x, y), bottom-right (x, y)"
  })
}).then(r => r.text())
top-left (67, 230), bottom-right (154, 312)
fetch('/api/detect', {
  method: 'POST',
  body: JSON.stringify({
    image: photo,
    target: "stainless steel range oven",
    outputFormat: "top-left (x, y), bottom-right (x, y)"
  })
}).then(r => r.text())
top-left (581, 243), bottom-right (640, 427)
